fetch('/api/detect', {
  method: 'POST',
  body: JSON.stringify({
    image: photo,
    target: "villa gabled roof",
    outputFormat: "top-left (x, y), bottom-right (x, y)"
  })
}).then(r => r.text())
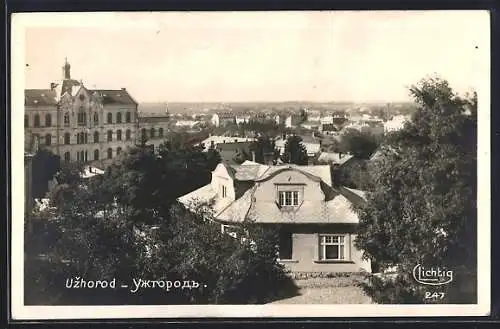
top-left (177, 161), bottom-right (363, 225)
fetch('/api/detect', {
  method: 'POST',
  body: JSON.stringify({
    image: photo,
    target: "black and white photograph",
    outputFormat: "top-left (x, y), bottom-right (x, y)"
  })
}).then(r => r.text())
top-left (12, 10), bottom-right (490, 319)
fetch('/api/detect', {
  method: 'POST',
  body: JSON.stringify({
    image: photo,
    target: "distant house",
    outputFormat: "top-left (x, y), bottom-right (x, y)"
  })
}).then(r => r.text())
top-left (199, 135), bottom-right (256, 152)
top-left (320, 115), bottom-right (334, 125)
top-left (211, 112), bottom-right (236, 127)
top-left (384, 115), bottom-right (410, 133)
top-left (285, 115), bottom-right (302, 128)
top-left (235, 115), bottom-right (251, 125)
top-left (174, 120), bottom-right (200, 128)
top-left (178, 162), bottom-right (371, 273)
top-left (343, 120), bottom-right (384, 136)
top-left (80, 165), bottom-right (106, 179)
top-left (301, 121), bottom-right (321, 130)
top-left (319, 123), bottom-right (339, 135)
top-left (275, 138), bottom-right (321, 158)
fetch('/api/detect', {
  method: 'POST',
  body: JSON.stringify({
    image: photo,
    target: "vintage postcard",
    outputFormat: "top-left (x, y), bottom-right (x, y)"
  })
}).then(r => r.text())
top-left (11, 10), bottom-right (490, 319)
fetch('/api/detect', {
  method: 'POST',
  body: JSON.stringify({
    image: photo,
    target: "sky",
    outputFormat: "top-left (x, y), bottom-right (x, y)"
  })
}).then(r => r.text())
top-left (21, 11), bottom-right (489, 103)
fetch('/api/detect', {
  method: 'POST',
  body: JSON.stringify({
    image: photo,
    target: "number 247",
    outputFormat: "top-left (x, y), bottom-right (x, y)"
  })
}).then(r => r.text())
top-left (425, 292), bottom-right (445, 300)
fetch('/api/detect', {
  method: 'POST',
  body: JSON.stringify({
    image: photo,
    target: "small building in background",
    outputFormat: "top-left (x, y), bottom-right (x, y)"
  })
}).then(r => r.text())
top-left (211, 112), bottom-right (236, 127)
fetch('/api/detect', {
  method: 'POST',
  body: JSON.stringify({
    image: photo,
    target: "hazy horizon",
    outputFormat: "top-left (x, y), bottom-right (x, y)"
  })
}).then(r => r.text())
top-left (23, 11), bottom-right (488, 103)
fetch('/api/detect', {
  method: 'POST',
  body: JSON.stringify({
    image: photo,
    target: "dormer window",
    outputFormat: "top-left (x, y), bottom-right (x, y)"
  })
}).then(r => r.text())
top-left (279, 191), bottom-right (300, 207)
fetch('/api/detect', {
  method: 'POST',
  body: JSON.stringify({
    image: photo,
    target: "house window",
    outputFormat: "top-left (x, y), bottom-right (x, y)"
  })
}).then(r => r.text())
top-left (159, 127), bottom-right (164, 138)
top-left (45, 134), bottom-right (52, 146)
top-left (34, 114), bottom-right (40, 128)
top-left (64, 133), bottom-right (70, 145)
top-left (107, 130), bottom-right (113, 142)
top-left (116, 112), bottom-right (122, 124)
top-left (278, 231), bottom-right (293, 260)
top-left (45, 114), bottom-right (52, 127)
top-left (77, 111), bottom-right (86, 126)
top-left (279, 191), bottom-right (300, 206)
top-left (64, 112), bottom-right (70, 126)
top-left (107, 148), bottom-right (113, 159)
top-left (125, 111), bottom-right (131, 123)
top-left (94, 131), bottom-right (99, 143)
top-left (94, 149), bottom-right (99, 160)
top-left (24, 115), bottom-right (29, 128)
top-left (64, 152), bottom-right (70, 162)
top-left (93, 112), bottom-right (99, 125)
top-left (221, 185), bottom-right (227, 198)
top-left (107, 113), bottom-right (113, 124)
top-left (141, 128), bottom-right (147, 140)
top-left (117, 129), bottom-right (122, 141)
top-left (319, 235), bottom-right (347, 261)
top-left (117, 147), bottom-right (122, 155)
top-left (125, 129), bottom-right (131, 140)
top-left (150, 128), bottom-right (155, 138)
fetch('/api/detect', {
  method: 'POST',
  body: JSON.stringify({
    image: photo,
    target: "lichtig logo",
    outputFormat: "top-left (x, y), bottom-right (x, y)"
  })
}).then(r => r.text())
top-left (413, 264), bottom-right (453, 286)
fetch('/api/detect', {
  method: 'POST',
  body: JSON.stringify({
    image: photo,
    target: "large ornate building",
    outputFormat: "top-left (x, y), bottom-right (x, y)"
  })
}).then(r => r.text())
top-left (24, 59), bottom-right (169, 167)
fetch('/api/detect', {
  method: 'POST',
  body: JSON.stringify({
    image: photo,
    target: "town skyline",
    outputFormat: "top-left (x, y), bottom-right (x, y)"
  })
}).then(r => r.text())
top-left (23, 11), bottom-right (487, 104)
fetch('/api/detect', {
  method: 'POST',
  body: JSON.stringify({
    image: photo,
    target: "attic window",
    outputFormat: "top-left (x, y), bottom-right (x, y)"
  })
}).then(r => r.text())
top-left (116, 93), bottom-right (121, 97)
top-left (279, 191), bottom-right (300, 207)
top-left (41, 93), bottom-right (45, 97)
top-left (79, 94), bottom-right (85, 100)
top-left (33, 100), bottom-right (38, 104)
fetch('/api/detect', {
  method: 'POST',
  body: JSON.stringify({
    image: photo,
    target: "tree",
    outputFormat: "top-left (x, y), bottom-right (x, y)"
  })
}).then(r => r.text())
top-left (249, 135), bottom-right (278, 164)
top-left (354, 76), bottom-right (477, 303)
top-left (280, 135), bottom-right (308, 165)
top-left (25, 141), bottom-right (296, 305)
top-left (31, 149), bottom-right (60, 198)
top-left (336, 159), bottom-right (373, 190)
top-left (340, 129), bottom-right (379, 159)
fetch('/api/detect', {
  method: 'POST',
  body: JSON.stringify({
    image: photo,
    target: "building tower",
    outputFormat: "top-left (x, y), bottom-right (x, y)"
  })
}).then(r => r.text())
top-left (62, 57), bottom-right (71, 79)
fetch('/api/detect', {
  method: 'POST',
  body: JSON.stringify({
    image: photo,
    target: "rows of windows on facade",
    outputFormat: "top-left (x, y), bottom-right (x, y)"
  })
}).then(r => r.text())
top-left (24, 59), bottom-right (167, 164)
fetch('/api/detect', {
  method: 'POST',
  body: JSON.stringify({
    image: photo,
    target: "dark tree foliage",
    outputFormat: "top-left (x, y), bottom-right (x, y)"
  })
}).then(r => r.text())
top-left (249, 135), bottom-right (279, 164)
top-left (25, 139), bottom-right (294, 305)
top-left (239, 120), bottom-right (285, 138)
top-left (354, 76), bottom-right (477, 303)
top-left (31, 149), bottom-right (60, 198)
top-left (336, 159), bottom-right (374, 190)
top-left (280, 135), bottom-right (308, 165)
top-left (339, 129), bottom-right (380, 159)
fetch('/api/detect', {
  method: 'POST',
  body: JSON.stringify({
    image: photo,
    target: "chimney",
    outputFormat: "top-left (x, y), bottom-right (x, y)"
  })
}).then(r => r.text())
top-left (252, 151), bottom-right (256, 162)
top-left (121, 87), bottom-right (126, 90)
top-left (50, 83), bottom-right (57, 91)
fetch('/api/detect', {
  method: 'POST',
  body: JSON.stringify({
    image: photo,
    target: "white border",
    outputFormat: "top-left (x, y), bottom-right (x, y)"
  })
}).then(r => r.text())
top-left (11, 11), bottom-right (491, 319)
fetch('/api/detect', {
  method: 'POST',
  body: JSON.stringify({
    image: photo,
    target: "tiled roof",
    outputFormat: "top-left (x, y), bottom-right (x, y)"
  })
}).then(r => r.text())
top-left (178, 162), bottom-right (362, 225)
top-left (255, 164), bottom-right (331, 186)
top-left (178, 184), bottom-right (233, 216)
top-left (216, 184), bottom-right (361, 224)
top-left (216, 112), bottom-right (236, 119)
top-left (231, 164), bottom-right (264, 181)
top-left (321, 123), bottom-right (338, 131)
top-left (25, 89), bottom-right (58, 106)
top-left (216, 141), bottom-right (253, 151)
top-left (317, 152), bottom-right (354, 166)
top-left (91, 89), bottom-right (137, 105)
